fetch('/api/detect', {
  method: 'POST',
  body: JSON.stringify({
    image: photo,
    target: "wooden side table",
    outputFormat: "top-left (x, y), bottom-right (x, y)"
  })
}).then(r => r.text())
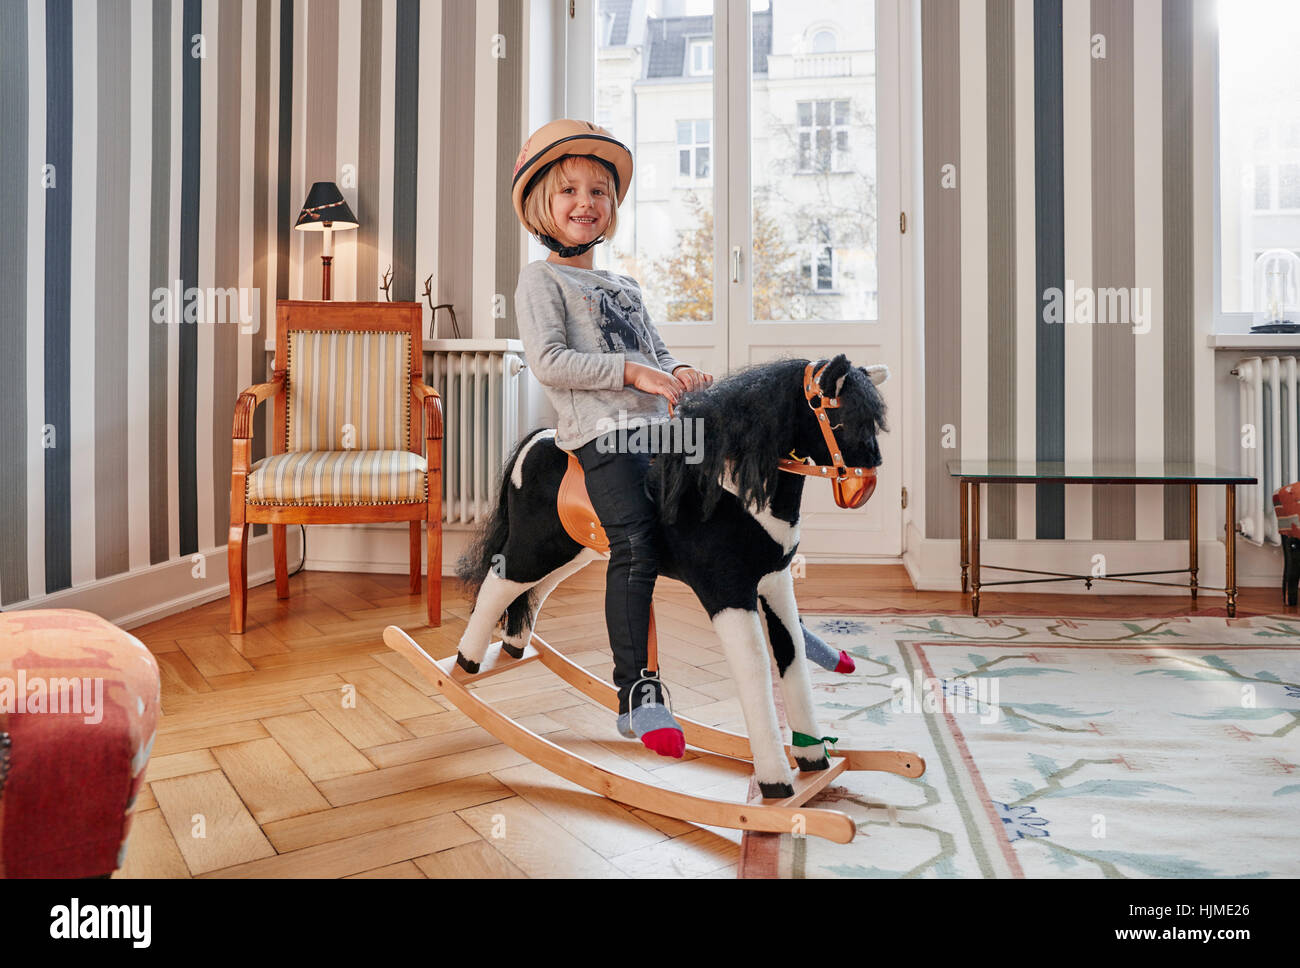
top-left (946, 460), bottom-right (1256, 617)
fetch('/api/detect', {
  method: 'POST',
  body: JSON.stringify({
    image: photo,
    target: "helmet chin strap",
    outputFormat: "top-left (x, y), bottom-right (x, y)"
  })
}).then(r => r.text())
top-left (537, 232), bottom-right (605, 258)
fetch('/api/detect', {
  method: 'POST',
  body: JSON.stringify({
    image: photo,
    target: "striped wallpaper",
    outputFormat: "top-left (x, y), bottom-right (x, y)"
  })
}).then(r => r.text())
top-left (0, 0), bottom-right (527, 608)
top-left (921, 0), bottom-right (1202, 543)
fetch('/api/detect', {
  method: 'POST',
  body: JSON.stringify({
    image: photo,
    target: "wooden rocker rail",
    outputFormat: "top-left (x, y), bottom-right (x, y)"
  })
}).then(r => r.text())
top-left (529, 632), bottom-right (925, 778)
top-left (383, 626), bottom-right (926, 845)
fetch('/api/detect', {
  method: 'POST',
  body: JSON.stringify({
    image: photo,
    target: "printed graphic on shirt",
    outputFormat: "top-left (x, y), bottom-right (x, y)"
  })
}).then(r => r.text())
top-left (588, 284), bottom-right (651, 355)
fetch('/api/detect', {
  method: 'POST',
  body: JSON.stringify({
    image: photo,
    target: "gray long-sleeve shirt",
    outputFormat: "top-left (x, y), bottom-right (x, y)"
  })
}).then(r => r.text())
top-left (514, 259), bottom-right (687, 451)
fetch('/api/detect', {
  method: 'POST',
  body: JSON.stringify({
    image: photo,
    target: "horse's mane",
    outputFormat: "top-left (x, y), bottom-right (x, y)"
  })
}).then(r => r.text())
top-left (649, 357), bottom-right (809, 525)
top-left (649, 355), bottom-right (889, 525)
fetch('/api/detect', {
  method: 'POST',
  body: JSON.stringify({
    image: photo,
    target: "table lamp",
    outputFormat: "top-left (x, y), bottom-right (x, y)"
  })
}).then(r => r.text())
top-left (295, 181), bottom-right (359, 300)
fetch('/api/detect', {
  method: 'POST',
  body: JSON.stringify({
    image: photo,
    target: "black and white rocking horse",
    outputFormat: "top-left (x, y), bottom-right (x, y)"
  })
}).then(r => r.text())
top-left (449, 353), bottom-right (895, 798)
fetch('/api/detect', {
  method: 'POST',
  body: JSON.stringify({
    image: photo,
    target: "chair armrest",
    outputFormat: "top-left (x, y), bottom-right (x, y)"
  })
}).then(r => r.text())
top-left (232, 371), bottom-right (285, 440)
top-left (412, 379), bottom-right (443, 440)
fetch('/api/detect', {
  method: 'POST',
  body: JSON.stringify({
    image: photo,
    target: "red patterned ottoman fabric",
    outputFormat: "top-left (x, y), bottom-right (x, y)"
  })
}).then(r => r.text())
top-left (0, 609), bottom-right (160, 877)
top-left (1275, 483), bottom-right (1300, 538)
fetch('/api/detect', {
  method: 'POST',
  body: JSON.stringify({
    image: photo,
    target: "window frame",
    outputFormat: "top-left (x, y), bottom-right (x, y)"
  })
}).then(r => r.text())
top-left (1213, 2), bottom-right (1300, 330)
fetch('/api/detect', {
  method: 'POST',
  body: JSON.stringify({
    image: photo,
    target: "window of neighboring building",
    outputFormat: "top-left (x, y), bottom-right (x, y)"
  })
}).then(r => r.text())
top-left (796, 99), bottom-right (851, 172)
top-left (1280, 163), bottom-right (1300, 209)
top-left (677, 119), bottom-right (711, 179)
top-left (688, 37), bottom-right (713, 76)
top-left (812, 28), bottom-right (837, 53)
top-left (804, 221), bottom-right (836, 291)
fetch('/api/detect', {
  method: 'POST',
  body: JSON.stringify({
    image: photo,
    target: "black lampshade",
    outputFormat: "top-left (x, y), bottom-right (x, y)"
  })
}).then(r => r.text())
top-left (294, 181), bottom-right (358, 231)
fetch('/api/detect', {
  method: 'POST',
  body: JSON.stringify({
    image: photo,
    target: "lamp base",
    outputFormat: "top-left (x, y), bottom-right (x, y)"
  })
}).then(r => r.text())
top-left (1249, 321), bottom-right (1300, 334)
top-left (321, 255), bottom-right (333, 301)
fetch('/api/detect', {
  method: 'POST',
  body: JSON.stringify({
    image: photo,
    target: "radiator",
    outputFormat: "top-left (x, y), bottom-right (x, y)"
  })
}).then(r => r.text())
top-left (429, 350), bottom-right (524, 525)
top-left (1236, 355), bottom-right (1299, 546)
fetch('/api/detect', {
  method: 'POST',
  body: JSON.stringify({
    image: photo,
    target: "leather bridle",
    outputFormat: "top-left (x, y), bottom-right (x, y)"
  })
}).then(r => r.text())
top-left (776, 360), bottom-right (879, 509)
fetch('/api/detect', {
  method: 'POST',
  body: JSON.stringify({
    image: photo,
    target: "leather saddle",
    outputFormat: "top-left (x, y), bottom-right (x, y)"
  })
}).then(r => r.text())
top-left (558, 451), bottom-right (611, 554)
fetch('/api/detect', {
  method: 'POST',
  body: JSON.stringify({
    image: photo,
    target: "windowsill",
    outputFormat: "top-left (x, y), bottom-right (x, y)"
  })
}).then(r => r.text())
top-left (1206, 332), bottom-right (1300, 348)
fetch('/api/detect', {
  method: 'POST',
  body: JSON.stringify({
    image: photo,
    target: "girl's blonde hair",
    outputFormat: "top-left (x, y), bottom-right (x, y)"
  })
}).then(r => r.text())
top-left (522, 155), bottom-right (620, 242)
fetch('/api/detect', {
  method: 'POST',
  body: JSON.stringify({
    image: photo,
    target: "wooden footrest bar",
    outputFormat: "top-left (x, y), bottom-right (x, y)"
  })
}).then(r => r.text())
top-left (436, 641), bottom-right (540, 683)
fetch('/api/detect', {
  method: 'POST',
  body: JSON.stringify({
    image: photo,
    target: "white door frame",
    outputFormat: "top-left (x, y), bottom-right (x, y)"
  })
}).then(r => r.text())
top-left (565, 0), bottom-right (910, 559)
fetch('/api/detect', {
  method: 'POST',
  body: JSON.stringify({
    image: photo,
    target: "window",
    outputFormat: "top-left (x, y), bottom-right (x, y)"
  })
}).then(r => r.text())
top-left (1217, 0), bottom-right (1300, 316)
top-left (677, 119), bottom-right (712, 180)
top-left (804, 221), bottom-right (836, 291)
top-left (688, 38), bottom-right (713, 76)
top-left (1255, 164), bottom-right (1273, 210)
top-left (812, 29), bottom-right (837, 53)
top-left (796, 99), bottom-right (851, 173)
top-left (1281, 163), bottom-right (1300, 209)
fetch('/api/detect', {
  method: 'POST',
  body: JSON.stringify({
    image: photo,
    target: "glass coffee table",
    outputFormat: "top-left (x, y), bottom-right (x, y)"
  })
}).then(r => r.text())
top-left (946, 460), bottom-right (1256, 617)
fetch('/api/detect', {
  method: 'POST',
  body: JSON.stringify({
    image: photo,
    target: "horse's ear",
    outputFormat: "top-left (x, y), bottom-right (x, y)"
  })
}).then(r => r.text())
top-left (860, 364), bottom-right (889, 386)
top-left (817, 354), bottom-right (853, 399)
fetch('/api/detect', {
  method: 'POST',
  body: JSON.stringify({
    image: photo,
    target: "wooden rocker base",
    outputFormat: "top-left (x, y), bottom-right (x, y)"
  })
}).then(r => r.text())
top-left (383, 625), bottom-right (926, 845)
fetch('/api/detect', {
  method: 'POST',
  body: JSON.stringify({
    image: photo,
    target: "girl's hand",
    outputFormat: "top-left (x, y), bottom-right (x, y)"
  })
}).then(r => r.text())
top-left (626, 362), bottom-right (685, 410)
top-left (672, 365), bottom-right (714, 393)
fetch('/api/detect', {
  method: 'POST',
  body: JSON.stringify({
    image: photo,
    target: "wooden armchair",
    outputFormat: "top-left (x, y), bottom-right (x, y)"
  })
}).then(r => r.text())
top-left (228, 300), bottom-right (443, 633)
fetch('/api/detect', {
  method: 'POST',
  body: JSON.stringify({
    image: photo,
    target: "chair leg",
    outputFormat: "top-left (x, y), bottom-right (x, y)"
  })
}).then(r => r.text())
top-left (409, 521), bottom-right (422, 594)
top-left (273, 524), bottom-right (290, 599)
top-left (228, 523), bottom-right (249, 634)
top-left (426, 517), bottom-right (442, 626)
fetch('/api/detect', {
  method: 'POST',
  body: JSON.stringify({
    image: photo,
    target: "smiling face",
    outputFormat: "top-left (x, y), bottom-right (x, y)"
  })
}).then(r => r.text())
top-left (545, 157), bottom-right (615, 246)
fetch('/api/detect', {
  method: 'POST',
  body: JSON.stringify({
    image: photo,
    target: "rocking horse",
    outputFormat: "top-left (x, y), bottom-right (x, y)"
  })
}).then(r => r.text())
top-left (383, 354), bottom-right (925, 843)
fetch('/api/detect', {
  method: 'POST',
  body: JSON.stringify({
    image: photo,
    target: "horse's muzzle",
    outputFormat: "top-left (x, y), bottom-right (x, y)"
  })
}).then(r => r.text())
top-left (832, 471), bottom-right (877, 509)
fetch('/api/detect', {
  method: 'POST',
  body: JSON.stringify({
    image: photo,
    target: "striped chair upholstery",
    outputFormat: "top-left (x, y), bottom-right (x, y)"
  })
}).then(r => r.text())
top-left (286, 330), bottom-right (411, 451)
top-left (246, 450), bottom-right (427, 506)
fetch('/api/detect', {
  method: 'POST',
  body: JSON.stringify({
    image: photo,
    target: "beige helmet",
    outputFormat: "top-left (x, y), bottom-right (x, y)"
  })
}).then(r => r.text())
top-left (511, 119), bottom-right (633, 257)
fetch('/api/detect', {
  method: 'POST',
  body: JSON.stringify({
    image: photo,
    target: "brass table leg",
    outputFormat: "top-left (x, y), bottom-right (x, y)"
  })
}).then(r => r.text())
top-left (1189, 484), bottom-right (1198, 601)
top-left (1226, 484), bottom-right (1237, 618)
top-left (960, 479), bottom-right (970, 594)
top-left (970, 482), bottom-right (981, 617)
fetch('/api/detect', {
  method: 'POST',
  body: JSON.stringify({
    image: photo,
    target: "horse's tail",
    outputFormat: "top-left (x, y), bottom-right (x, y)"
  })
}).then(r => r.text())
top-left (454, 426), bottom-right (554, 605)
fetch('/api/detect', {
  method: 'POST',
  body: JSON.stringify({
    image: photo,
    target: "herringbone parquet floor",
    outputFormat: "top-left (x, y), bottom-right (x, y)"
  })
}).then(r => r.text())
top-left (115, 563), bottom-right (1290, 879)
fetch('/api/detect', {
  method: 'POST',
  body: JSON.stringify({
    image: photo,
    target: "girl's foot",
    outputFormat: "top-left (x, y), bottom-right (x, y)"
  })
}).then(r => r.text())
top-left (616, 689), bottom-right (686, 758)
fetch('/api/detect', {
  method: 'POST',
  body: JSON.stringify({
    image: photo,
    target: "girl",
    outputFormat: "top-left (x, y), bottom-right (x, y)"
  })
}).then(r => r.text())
top-left (510, 119), bottom-right (713, 759)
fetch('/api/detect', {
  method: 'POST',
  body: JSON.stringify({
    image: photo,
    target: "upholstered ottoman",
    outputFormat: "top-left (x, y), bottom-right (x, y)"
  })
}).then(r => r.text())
top-left (0, 609), bottom-right (160, 877)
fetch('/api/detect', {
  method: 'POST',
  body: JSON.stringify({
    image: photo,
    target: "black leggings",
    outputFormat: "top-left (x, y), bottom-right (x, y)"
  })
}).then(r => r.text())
top-left (575, 432), bottom-right (664, 714)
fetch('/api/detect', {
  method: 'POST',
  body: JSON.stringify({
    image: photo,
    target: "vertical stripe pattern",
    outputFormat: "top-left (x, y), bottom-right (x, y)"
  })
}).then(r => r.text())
top-left (0, 1), bottom-right (30, 603)
top-left (439, 0), bottom-right (474, 328)
top-left (1162, 0), bottom-right (1193, 539)
top-left (920, 0), bottom-right (1203, 549)
top-left (985, 0), bottom-right (1016, 539)
top-left (1091, 0), bottom-right (1136, 538)
top-left (922, 0), bottom-right (961, 541)
top-left (95, 0), bottom-right (132, 578)
top-left (391, 0), bottom-right (419, 302)
top-left (1033, 0), bottom-right (1065, 538)
top-left (44, 0), bottom-right (73, 592)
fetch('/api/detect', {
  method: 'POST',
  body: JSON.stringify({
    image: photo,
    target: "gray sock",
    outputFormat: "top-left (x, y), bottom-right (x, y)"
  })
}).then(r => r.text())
top-left (617, 700), bottom-right (682, 738)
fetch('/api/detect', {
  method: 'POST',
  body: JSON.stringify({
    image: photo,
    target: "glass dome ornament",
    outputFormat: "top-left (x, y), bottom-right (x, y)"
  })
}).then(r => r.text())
top-left (1250, 249), bottom-right (1300, 333)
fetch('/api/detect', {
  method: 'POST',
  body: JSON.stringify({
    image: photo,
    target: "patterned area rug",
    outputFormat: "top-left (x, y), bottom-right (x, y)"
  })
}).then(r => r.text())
top-left (740, 614), bottom-right (1300, 878)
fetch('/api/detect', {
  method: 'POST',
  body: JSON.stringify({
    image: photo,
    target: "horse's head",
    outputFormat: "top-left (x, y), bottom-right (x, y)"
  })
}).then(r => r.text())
top-left (783, 354), bottom-right (889, 509)
top-left (650, 353), bottom-right (889, 523)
